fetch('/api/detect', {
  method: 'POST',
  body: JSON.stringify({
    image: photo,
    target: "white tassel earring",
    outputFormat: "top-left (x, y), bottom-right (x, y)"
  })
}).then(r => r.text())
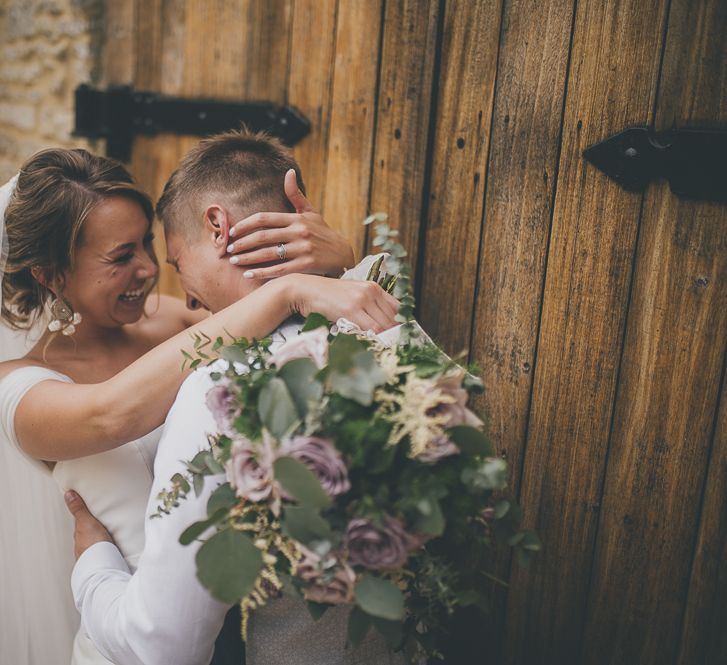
top-left (48, 297), bottom-right (82, 336)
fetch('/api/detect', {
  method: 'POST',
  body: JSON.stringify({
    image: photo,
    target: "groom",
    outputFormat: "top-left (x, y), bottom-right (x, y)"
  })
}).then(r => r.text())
top-left (64, 130), bottom-right (401, 665)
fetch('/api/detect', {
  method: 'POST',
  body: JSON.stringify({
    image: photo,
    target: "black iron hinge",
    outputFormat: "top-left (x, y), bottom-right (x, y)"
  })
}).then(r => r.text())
top-left (73, 84), bottom-right (311, 162)
top-left (583, 127), bottom-right (727, 203)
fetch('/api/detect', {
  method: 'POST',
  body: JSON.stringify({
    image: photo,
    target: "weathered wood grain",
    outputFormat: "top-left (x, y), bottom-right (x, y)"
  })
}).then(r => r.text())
top-left (461, 0), bottom-right (575, 659)
top-left (365, 0), bottom-right (440, 277)
top-left (287, 0), bottom-right (339, 214)
top-left (321, 0), bottom-right (383, 257)
top-left (417, 0), bottom-right (503, 356)
top-left (503, 0), bottom-right (670, 662)
top-left (678, 362), bottom-right (727, 664)
top-left (103, 0), bottom-right (135, 85)
top-left (582, 0), bottom-right (727, 662)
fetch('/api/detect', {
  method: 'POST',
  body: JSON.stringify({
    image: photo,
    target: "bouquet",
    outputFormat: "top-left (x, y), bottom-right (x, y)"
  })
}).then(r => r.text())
top-left (156, 218), bottom-right (540, 661)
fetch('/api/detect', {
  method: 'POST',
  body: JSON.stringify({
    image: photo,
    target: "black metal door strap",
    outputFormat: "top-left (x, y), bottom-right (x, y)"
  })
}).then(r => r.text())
top-left (583, 127), bottom-right (727, 203)
top-left (73, 84), bottom-right (311, 162)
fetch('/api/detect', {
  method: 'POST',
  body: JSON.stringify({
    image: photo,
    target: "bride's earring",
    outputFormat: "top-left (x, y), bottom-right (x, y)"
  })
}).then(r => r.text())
top-left (48, 297), bottom-right (82, 336)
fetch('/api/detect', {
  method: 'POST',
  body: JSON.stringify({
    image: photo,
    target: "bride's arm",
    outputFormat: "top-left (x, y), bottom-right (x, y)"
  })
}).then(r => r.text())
top-left (15, 275), bottom-right (398, 462)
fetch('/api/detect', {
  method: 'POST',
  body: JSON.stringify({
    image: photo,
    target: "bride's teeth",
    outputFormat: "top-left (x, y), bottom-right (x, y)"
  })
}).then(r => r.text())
top-left (120, 288), bottom-right (144, 300)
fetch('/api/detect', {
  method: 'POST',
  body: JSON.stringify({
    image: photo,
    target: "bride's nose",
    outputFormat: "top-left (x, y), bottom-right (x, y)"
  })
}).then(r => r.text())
top-left (136, 252), bottom-right (158, 280)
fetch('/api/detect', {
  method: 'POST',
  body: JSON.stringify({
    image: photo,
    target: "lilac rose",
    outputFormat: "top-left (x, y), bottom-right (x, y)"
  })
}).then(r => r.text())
top-left (296, 545), bottom-right (356, 605)
top-left (226, 437), bottom-right (275, 503)
top-left (206, 383), bottom-right (241, 435)
top-left (269, 327), bottom-right (329, 369)
top-left (280, 436), bottom-right (350, 498)
top-left (344, 514), bottom-right (419, 571)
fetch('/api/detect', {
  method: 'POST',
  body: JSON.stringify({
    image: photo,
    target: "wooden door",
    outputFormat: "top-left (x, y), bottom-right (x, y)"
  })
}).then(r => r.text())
top-left (103, 1), bottom-right (727, 663)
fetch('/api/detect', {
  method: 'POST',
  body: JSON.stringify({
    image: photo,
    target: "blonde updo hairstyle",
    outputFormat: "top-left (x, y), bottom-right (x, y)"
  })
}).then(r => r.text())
top-left (1, 148), bottom-right (154, 330)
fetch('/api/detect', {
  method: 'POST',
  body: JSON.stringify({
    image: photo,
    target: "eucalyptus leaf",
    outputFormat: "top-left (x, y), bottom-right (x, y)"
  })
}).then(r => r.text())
top-left (347, 606), bottom-right (372, 646)
top-left (195, 529), bottom-right (263, 604)
top-left (274, 457), bottom-right (331, 509)
top-left (179, 507), bottom-right (228, 546)
top-left (221, 345), bottom-right (248, 363)
top-left (193, 474), bottom-right (205, 498)
top-left (258, 377), bottom-right (299, 439)
top-left (415, 498), bottom-right (445, 536)
top-left (447, 426), bottom-right (493, 458)
top-left (207, 482), bottom-right (237, 517)
top-left (327, 346), bottom-right (386, 407)
top-left (278, 358), bottom-right (323, 418)
top-left (179, 520), bottom-right (212, 546)
top-left (302, 313), bottom-right (330, 332)
top-left (280, 505), bottom-right (333, 546)
top-left (354, 575), bottom-right (405, 621)
top-left (371, 617), bottom-right (404, 649)
top-left (306, 601), bottom-right (330, 621)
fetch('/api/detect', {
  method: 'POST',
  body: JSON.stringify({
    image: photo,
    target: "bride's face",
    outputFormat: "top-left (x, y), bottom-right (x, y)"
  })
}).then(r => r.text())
top-left (60, 196), bottom-right (158, 329)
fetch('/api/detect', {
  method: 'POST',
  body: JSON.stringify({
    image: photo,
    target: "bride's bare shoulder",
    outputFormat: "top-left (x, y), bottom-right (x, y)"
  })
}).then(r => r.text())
top-left (0, 358), bottom-right (48, 382)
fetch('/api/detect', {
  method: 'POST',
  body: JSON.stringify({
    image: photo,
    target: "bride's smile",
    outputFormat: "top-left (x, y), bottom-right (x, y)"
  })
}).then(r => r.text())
top-left (59, 195), bottom-right (158, 329)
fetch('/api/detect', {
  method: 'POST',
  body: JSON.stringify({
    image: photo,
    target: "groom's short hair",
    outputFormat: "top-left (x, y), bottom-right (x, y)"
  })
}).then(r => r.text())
top-left (156, 128), bottom-right (305, 239)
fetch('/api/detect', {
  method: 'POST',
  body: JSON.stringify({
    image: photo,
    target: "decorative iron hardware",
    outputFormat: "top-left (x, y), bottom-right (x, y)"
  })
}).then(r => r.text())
top-left (583, 127), bottom-right (727, 203)
top-left (73, 84), bottom-right (311, 162)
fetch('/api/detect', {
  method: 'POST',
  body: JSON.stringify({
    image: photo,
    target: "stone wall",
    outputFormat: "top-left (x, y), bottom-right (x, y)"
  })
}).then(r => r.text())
top-left (0, 0), bottom-right (104, 181)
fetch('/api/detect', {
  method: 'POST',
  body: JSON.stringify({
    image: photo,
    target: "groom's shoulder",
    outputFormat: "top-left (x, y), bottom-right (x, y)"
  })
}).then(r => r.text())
top-left (171, 361), bottom-right (224, 410)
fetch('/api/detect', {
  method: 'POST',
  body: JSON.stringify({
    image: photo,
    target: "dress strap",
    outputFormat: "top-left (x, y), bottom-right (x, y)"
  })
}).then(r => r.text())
top-left (0, 366), bottom-right (72, 473)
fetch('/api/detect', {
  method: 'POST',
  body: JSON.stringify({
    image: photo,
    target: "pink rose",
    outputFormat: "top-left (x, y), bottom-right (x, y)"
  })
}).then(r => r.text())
top-left (296, 546), bottom-right (356, 605)
top-left (269, 328), bottom-right (329, 369)
top-left (226, 436), bottom-right (275, 503)
top-left (206, 383), bottom-right (241, 435)
top-left (344, 515), bottom-right (419, 571)
top-left (279, 436), bottom-right (350, 498)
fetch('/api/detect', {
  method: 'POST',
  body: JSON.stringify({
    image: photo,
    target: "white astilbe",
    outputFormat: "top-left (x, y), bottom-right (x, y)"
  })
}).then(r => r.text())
top-left (376, 375), bottom-right (455, 458)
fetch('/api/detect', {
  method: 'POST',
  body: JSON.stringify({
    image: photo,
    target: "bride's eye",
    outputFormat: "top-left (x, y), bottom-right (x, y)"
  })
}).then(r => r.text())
top-left (115, 253), bottom-right (134, 264)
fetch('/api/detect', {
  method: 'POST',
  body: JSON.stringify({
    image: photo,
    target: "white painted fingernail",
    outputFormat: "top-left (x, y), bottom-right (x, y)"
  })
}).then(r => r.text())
top-left (227, 244), bottom-right (234, 253)
top-left (229, 227), bottom-right (236, 237)
top-left (243, 271), bottom-right (254, 279)
top-left (229, 256), bottom-right (239, 265)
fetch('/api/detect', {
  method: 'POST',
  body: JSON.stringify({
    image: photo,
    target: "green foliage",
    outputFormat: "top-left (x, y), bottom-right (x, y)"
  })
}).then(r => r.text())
top-left (195, 529), bottom-right (263, 604)
top-left (278, 358), bottom-right (323, 419)
top-left (274, 456), bottom-right (331, 509)
top-left (302, 312), bottom-right (330, 331)
top-left (158, 213), bottom-right (540, 662)
top-left (280, 505), bottom-right (333, 547)
top-left (354, 575), bottom-right (405, 621)
top-left (259, 377), bottom-right (299, 439)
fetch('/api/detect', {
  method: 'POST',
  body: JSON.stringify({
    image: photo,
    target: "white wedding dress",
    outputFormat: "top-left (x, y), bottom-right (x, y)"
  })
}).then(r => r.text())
top-left (0, 362), bottom-right (162, 665)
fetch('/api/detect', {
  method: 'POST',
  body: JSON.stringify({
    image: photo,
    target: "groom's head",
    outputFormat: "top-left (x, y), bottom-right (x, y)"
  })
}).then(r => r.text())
top-left (157, 129), bottom-right (305, 312)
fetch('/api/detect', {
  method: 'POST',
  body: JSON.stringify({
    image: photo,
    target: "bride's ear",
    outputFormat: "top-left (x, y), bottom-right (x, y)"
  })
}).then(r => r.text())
top-left (30, 266), bottom-right (57, 292)
top-left (203, 205), bottom-right (231, 258)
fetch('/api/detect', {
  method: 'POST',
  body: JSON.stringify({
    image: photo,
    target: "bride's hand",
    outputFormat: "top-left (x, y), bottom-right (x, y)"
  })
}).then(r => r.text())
top-left (285, 274), bottom-right (400, 334)
top-left (226, 170), bottom-right (355, 280)
top-left (64, 490), bottom-right (114, 560)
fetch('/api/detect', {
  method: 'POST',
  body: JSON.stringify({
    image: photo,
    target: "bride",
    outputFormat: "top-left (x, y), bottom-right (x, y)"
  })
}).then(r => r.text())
top-left (0, 148), bottom-right (397, 665)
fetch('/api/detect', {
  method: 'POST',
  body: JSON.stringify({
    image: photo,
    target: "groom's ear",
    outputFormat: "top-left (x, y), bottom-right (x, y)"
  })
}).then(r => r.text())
top-left (203, 204), bottom-right (231, 258)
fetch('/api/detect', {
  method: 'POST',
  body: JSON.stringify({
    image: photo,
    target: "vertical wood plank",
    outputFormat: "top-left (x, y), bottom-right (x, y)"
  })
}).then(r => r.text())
top-left (462, 0), bottom-right (576, 659)
top-left (103, 0), bottom-right (135, 85)
top-left (470, 0), bottom-right (575, 498)
top-left (583, 0), bottom-right (727, 662)
top-left (678, 363), bottom-right (727, 664)
top-left (417, 0), bottom-right (504, 355)
top-left (365, 0), bottom-right (440, 276)
top-left (287, 0), bottom-right (339, 213)
top-left (321, 0), bottom-right (383, 257)
top-left (503, 1), bottom-right (670, 662)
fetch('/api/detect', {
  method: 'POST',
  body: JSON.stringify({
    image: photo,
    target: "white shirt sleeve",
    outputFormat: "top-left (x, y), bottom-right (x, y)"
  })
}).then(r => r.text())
top-left (71, 369), bottom-right (231, 665)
